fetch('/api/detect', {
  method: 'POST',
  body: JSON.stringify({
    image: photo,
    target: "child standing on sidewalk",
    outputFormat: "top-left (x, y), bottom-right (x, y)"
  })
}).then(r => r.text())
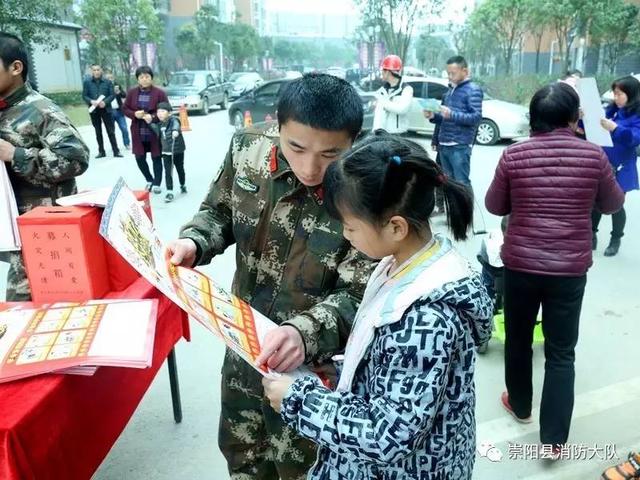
top-left (261, 132), bottom-right (493, 479)
top-left (151, 102), bottom-right (186, 202)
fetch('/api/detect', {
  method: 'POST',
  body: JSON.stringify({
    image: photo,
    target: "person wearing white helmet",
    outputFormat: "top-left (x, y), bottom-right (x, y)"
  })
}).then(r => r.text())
top-left (372, 54), bottom-right (414, 134)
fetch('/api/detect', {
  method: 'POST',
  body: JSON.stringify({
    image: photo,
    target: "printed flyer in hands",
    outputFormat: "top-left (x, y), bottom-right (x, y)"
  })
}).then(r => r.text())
top-left (99, 178), bottom-right (289, 377)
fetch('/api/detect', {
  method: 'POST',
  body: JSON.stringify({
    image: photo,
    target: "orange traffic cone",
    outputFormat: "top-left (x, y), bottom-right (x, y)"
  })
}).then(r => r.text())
top-left (244, 110), bottom-right (253, 128)
top-left (179, 105), bottom-right (191, 132)
top-left (265, 113), bottom-right (273, 122)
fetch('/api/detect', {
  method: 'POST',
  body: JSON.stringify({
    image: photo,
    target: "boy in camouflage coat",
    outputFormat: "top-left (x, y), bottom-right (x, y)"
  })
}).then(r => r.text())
top-left (167, 74), bottom-right (375, 479)
top-left (0, 32), bottom-right (89, 300)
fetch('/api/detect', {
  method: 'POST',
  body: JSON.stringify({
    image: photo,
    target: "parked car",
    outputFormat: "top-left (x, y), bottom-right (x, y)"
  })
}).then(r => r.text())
top-left (326, 67), bottom-right (347, 80)
top-left (164, 70), bottom-right (232, 115)
top-left (284, 70), bottom-right (303, 79)
top-left (398, 76), bottom-right (530, 145)
top-left (228, 79), bottom-right (376, 130)
top-left (229, 72), bottom-right (263, 100)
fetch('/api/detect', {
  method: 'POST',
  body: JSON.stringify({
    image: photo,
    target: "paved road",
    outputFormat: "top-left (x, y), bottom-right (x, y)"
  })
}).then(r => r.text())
top-left (2, 107), bottom-right (638, 479)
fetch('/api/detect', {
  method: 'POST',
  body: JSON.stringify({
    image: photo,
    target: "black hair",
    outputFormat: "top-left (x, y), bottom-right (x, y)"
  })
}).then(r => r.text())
top-left (447, 55), bottom-right (468, 69)
top-left (277, 73), bottom-right (363, 140)
top-left (611, 75), bottom-right (640, 116)
top-left (135, 65), bottom-right (154, 79)
top-left (324, 130), bottom-right (474, 241)
top-left (529, 82), bottom-right (579, 134)
top-left (0, 32), bottom-right (29, 82)
top-left (562, 69), bottom-right (582, 79)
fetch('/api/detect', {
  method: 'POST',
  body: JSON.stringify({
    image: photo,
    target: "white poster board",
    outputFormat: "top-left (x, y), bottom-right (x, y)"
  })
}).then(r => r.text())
top-left (577, 77), bottom-right (613, 147)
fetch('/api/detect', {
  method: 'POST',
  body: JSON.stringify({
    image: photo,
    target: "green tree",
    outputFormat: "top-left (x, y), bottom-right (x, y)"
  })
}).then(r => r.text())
top-left (591, 0), bottom-right (638, 74)
top-left (80, 0), bottom-right (162, 87)
top-left (0, 0), bottom-right (72, 47)
top-left (540, 0), bottom-right (593, 72)
top-left (523, 0), bottom-right (549, 74)
top-left (175, 23), bottom-right (202, 69)
top-left (273, 40), bottom-right (296, 64)
top-left (470, 0), bottom-right (528, 75)
top-left (193, 4), bottom-right (225, 69)
top-left (224, 23), bottom-right (260, 70)
top-left (452, 21), bottom-right (499, 76)
top-left (415, 33), bottom-right (449, 71)
top-left (354, 0), bottom-right (444, 63)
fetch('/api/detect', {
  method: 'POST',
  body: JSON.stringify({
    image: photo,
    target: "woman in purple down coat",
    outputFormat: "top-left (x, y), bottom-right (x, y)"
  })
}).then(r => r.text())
top-left (485, 82), bottom-right (624, 457)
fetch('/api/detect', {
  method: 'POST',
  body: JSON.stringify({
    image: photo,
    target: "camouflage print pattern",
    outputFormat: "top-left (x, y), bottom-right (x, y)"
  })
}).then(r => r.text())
top-left (0, 84), bottom-right (90, 301)
top-left (180, 124), bottom-right (376, 479)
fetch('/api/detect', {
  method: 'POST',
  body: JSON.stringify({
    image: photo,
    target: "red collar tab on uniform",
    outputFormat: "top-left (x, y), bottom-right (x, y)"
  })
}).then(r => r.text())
top-left (313, 186), bottom-right (324, 205)
top-left (0, 99), bottom-right (7, 110)
top-left (269, 145), bottom-right (278, 174)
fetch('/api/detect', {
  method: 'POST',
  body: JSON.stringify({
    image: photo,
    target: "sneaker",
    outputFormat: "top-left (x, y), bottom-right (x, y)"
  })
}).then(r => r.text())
top-left (152, 186), bottom-right (162, 194)
top-left (180, 185), bottom-right (187, 194)
top-left (114, 151), bottom-right (123, 158)
top-left (601, 451), bottom-right (640, 479)
top-left (165, 192), bottom-right (174, 203)
top-left (500, 392), bottom-right (533, 424)
top-left (540, 444), bottom-right (562, 461)
top-left (145, 182), bottom-right (153, 192)
top-left (95, 152), bottom-right (106, 159)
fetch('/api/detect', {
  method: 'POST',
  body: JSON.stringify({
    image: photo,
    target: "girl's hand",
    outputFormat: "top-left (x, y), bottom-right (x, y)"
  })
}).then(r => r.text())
top-left (134, 110), bottom-right (145, 119)
top-left (263, 375), bottom-right (295, 413)
top-left (601, 118), bottom-right (617, 132)
top-left (143, 114), bottom-right (153, 124)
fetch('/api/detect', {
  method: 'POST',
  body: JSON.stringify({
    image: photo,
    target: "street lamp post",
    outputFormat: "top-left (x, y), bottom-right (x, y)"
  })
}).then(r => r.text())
top-left (214, 41), bottom-right (224, 80)
top-left (139, 24), bottom-right (148, 67)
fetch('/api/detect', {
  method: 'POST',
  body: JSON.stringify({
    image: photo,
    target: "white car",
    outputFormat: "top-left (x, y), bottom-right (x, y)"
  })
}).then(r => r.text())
top-left (326, 67), bottom-right (346, 80)
top-left (401, 76), bottom-right (530, 145)
top-left (228, 72), bottom-right (263, 100)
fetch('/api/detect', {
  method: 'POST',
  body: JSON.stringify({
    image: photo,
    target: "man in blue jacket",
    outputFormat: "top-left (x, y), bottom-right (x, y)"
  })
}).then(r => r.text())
top-left (424, 55), bottom-right (483, 189)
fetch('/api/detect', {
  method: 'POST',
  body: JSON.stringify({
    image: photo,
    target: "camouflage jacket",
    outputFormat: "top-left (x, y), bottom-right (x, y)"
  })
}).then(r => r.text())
top-left (180, 124), bottom-right (375, 363)
top-left (0, 84), bottom-right (89, 214)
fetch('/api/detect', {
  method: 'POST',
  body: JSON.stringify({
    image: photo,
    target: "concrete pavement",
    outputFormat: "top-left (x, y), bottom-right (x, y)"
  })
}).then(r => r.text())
top-left (2, 107), bottom-right (639, 479)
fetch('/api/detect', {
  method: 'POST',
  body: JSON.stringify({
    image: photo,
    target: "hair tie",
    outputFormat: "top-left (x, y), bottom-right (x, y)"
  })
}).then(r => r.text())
top-left (390, 155), bottom-right (402, 165)
top-left (436, 173), bottom-right (447, 185)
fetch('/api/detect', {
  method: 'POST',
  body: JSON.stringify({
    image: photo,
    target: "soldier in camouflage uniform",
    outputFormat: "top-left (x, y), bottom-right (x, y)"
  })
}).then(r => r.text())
top-left (0, 32), bottom-right (90, 301)
top-left (168, 74), bottom-right (375, 479)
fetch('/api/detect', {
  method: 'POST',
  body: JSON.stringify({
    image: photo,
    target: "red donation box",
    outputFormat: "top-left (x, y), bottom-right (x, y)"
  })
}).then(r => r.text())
top-left (17, 206), bottom-right (110, 302)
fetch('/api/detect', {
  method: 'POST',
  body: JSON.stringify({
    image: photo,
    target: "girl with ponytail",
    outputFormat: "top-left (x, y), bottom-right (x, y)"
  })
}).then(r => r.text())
top-left (263, 131), bottom-right (493, 479)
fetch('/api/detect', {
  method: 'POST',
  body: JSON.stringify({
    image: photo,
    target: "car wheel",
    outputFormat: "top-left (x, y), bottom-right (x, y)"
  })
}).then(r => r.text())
top-left (200, 97), bottom-right (209, 116)
top-left (232, 111), bottom-right (244, 130)
top-left (219, 93), bottom-right (229, 110)
top-left (476, 119), bottom-right (500, 145)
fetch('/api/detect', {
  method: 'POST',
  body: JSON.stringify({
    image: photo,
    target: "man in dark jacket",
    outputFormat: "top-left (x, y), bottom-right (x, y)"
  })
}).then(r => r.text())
top-left (106, 72), bottom-right (130, 150)
top-left (424, 55), bottom-right (483, 189)
top-left (82, 64), bottom-right (122, 158)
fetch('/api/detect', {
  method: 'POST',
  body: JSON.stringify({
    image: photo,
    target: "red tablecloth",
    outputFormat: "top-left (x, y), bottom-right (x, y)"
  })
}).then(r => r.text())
top-left (0, 278), bottom-right (190, 480)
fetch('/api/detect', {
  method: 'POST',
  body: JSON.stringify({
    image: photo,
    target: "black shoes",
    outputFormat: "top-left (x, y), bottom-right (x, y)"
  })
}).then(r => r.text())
top-left (180, 185), bottom-right (187, 194)
top-left (95, 152), bottom-right (106, 158)
top-left (114, 151), bottom-right (123, 158)
top-left (604, 237), bottom-right (621, 257)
